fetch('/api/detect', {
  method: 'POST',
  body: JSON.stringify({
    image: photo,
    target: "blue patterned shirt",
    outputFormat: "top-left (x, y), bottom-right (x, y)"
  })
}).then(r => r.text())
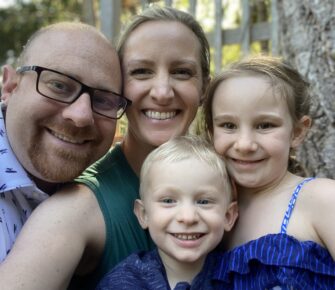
top-left (0, 105), bottom-right (48, 262)
top-left (96, 249), bottom-right (219, 290)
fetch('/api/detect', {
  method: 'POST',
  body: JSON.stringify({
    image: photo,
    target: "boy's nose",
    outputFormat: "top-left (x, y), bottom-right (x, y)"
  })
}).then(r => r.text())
top-left (176, 204), bottom-right (199, 225)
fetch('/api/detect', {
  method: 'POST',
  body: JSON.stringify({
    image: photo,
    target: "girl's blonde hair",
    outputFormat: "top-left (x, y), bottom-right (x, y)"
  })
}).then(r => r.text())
top-left (203, 55), bottom-right (311, 140)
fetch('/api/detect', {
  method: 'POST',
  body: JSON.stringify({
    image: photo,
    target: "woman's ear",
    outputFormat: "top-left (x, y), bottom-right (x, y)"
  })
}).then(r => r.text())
top-left (223, 201), bottom-right (238, 232)
top-left (134, 199), bottom-right (148, 229)
top-left (291, 115), bottom-right (312, 148)
top-left (1, 65), bottom-right (18, 104)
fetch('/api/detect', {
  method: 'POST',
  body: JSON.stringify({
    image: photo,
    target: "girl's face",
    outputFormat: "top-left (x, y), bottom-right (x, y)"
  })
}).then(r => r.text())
top-left (122, 20), bottom-right (203, 148)
top-left (212, 76), bottom-right (303, 191)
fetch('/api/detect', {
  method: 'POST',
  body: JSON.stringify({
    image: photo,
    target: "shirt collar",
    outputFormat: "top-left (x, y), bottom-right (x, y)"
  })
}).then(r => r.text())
top-left (0, 104), bottom-right (48, 201)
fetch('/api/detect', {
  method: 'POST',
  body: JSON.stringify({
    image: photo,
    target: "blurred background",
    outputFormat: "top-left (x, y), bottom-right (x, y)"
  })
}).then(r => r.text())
top-left (0, 0), bottom-right (334, 178)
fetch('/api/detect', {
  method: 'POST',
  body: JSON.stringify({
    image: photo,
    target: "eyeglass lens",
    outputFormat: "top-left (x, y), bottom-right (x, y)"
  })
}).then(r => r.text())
top-left (38, 70), bottom-right (127, 119)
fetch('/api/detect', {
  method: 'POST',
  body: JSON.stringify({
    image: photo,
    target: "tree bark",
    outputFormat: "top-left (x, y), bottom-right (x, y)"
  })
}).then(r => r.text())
top-left (277, 0), bottom-right (335, 178)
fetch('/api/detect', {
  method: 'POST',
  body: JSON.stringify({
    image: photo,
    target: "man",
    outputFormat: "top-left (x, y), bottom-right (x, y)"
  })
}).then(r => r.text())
top-left (0, 21), bottom-right (128, 263)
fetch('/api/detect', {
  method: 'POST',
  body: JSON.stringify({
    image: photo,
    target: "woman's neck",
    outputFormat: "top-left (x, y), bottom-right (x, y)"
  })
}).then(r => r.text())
top-left (121, 133), bottom-right (156, 176)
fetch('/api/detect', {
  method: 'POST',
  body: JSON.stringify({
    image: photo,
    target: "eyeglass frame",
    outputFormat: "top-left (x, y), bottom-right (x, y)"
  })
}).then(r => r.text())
top-left (16, 65), bottom-right (132, 119)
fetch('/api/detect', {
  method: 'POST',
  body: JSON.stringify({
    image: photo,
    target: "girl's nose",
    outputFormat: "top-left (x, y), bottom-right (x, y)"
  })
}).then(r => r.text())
top-left (233, 131), bottom-right (258, 152)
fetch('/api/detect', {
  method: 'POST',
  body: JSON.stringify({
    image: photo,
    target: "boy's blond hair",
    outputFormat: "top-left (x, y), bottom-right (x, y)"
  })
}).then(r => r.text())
top-left (140, 135), bottom-right (233, 202)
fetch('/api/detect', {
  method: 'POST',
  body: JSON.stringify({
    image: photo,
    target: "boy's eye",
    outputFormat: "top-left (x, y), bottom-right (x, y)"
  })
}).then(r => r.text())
top-left (197, 198), bottom-right (215, 205)
top-left (197, 199), bottom-right (210, 205)
top-left (161, 198), bottom-right (175, 204)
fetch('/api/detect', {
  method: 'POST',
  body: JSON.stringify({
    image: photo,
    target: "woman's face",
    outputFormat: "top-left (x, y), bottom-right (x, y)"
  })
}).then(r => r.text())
top-left (122, 20), bottom-right (204, 148)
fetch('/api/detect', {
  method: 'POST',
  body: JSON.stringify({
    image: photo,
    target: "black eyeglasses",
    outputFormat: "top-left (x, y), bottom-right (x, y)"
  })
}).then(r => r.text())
top-left (16, 65), bottom-right (131, 119)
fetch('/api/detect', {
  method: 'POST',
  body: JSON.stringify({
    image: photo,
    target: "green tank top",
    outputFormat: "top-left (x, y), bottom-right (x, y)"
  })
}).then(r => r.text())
top-left (69, 144), bottom-right (154, 289)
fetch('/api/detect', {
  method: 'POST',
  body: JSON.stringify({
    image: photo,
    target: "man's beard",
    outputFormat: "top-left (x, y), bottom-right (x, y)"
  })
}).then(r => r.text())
top-left (27, 126), bottom-right (98, 182)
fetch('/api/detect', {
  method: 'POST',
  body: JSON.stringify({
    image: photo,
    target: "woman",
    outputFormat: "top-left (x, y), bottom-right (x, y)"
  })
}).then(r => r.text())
top-left (73, 6), bottom-right (211, 289)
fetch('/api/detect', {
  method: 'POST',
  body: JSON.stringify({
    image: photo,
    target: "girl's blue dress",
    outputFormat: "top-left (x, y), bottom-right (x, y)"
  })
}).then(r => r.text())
top-left (213, 178), bottom-right (335, 290)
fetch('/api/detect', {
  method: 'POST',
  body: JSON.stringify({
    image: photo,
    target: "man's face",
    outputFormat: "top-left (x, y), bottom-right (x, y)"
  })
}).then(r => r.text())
top-left (3, 29), bottom-right (121, 183)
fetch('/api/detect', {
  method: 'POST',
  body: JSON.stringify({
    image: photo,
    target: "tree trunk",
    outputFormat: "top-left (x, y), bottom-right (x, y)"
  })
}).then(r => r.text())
top-left (277, 0), bottom-right (335, 178)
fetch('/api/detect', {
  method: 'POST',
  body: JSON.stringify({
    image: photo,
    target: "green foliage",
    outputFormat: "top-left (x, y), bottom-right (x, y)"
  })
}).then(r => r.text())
top-left (0, 0), bottom-right (82, 66)
top-left (222, 44), bottom-right (241, 66)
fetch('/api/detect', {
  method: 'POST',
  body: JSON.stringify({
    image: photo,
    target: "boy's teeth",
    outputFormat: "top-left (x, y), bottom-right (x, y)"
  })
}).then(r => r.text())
top-left (173, 233), bottom-right (201, 240)
top-left (145, 111), bottom-right (176, 120)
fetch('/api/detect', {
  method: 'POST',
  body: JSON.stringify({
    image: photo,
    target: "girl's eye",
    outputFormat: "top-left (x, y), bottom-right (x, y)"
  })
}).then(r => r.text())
top-left (257, 122), bottom-right (275, 130)
top-left (221, 122), bottom-right (236, 130)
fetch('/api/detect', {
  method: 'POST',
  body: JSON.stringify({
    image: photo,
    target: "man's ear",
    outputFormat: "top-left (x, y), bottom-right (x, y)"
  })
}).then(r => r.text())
top-left (223, 201), bottom-right (238, 232)
top-left (291, 115), bottom-right (312, 148)
top-left (1, 65), bottom-right (18, 104)
top-left (134, 199), bottom-right (148, 229)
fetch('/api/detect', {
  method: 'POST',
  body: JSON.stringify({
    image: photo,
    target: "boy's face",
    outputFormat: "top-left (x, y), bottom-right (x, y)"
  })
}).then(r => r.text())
top-left (135, 157), bottom-right (237, 269)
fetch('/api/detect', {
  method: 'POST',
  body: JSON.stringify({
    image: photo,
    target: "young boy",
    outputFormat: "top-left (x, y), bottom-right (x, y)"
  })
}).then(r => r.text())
top-left (96, 135), bottom-right (238, 290)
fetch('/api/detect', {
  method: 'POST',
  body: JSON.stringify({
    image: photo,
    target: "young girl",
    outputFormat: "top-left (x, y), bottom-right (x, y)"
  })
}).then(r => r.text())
top-left (203, 55), bottom-right (335, 289)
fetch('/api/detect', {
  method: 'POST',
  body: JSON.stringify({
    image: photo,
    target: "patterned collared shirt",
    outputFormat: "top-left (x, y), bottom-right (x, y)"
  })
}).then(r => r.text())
top-left (0, 104), bottom-right (48, 262)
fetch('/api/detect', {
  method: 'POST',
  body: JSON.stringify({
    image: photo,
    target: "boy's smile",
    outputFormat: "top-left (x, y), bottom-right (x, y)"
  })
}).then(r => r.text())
top-left (136, 157), bottom-right (232, 267)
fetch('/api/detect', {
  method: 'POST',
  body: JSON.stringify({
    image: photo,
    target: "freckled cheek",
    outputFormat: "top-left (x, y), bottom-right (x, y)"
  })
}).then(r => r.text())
top-left (213, 135), bottom-right (228, 156)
